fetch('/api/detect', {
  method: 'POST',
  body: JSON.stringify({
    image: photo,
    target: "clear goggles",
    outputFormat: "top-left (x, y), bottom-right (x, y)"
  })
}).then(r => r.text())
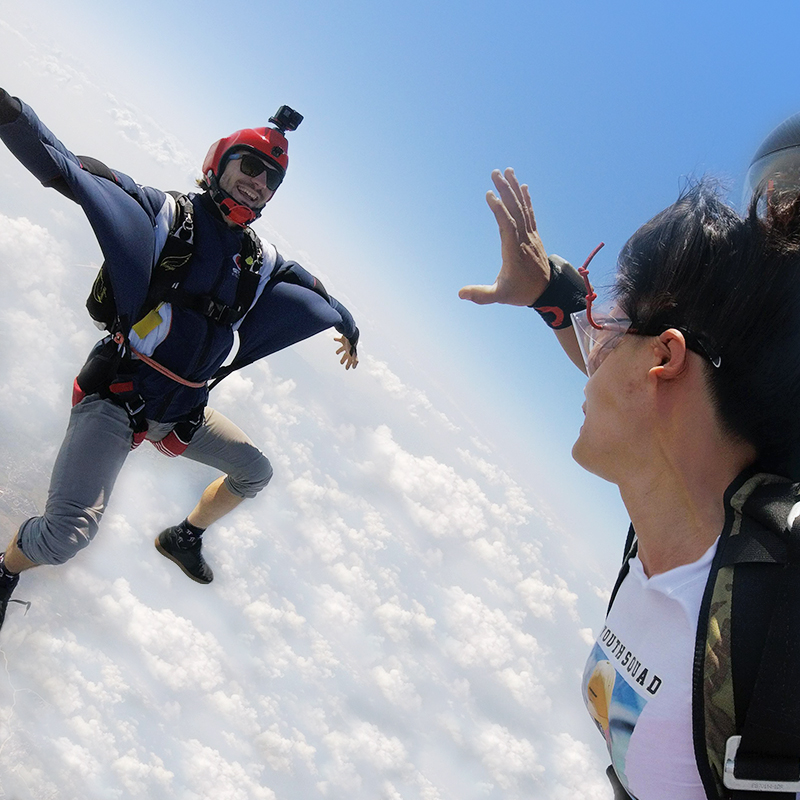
top-left (571, 306), bottom-right (634, 376)
top-left (571, 244), bottom-right (721, 376)
top-left (569, 242), bottom-right (633, 376)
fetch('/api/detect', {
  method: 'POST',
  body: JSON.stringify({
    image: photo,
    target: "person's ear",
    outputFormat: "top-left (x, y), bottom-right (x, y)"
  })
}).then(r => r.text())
top-left (650, 329), bottom-right (689, 380)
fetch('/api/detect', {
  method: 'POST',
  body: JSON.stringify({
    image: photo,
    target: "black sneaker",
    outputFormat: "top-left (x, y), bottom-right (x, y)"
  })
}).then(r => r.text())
top-left (155, 527), bottom-right (214, 584)
top-left (0, 555), bottom-right (21, 631)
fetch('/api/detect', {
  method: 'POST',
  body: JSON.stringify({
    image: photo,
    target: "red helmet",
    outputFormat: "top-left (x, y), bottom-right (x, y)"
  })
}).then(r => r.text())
top-left (202, 126), bottom-right (289, 182)
top-left (202, 113), bottom-right (299, 226)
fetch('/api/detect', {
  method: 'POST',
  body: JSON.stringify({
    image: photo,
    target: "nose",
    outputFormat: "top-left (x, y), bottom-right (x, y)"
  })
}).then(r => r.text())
top-left (247, 169), bottom-right (268, 188)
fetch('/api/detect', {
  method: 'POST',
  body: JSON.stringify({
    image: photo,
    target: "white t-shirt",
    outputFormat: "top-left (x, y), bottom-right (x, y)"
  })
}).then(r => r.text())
top-left (582, 541), bottom-right (718, 800)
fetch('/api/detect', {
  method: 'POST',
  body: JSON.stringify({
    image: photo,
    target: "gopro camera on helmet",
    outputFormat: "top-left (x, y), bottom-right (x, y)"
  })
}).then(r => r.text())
top-left (269, 106), bottom-right (303, 134)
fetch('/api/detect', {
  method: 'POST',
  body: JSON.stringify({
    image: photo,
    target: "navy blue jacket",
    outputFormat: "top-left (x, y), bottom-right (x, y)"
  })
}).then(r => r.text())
top-left (0, 98), bottom-right (358, 422)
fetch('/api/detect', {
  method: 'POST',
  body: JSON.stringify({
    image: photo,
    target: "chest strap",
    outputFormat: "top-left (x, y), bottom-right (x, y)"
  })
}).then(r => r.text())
top-left (165, 225), bottom-right (263, 327)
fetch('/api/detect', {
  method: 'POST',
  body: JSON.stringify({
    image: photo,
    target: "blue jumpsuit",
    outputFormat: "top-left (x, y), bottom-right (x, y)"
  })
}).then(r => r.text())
top-left (0, 96), bottom-right (359, 565)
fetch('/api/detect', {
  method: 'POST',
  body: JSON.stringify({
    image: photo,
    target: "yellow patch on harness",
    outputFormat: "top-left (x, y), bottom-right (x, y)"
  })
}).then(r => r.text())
top-left (132, 304), bottom-right (164, 338)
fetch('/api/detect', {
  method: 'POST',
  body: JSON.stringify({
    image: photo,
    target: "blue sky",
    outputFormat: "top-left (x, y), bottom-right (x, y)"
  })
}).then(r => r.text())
top-left (8, 0), bottom-right (797, 459)
top-left (1, 1), bottom-right (800, 797)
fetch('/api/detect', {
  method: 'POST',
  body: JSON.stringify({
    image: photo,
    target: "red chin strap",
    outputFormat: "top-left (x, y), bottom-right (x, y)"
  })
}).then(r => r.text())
top-left (219, 197), bottom-right (257, 227)
top-left (206, 170), bottom-right (269, 227)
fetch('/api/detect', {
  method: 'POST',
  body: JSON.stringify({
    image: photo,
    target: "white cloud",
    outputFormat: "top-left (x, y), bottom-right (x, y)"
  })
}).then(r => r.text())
top-left (255, 723), bottom-right (317, 773)
top-left (53, 736), bottom-right (102, 781)
top-left (470, 536), bottom-right (524, 582)
top-left (373, 596), bottom-right (436, 643)
top-left (181, 739), bottom-right (276, 800)
top-left (112, 751), bottom-right (175, 796)
top-left (0, 214), bottom-right (67, 289)
top-left (0, 214), bottom-right (86, 421)
top-left (473, 723), bottom-right (543, 791)
top-left (364, 357), bottom-right (459, 431)
top-left (372, 658), bottom-right (422, 710)
top-left (548, 732), bottom-right (611, 800)
top-left (593, 584), bottom-right (613, 604)
top-left (97, 579), bottom-right (227, 693)
top-left (517, 570), bottom-right (580, 622)
top-left (296, 513), bottom-right (348, 563)
top-left (579, 627), bottom-right (598, 646)
top-left (517, 572), bottom-right (558, 619)
top-left (496, 661), bottom-right (551, 711)
top-left (106, 99), bottom-right (195, 169)
top-left (316, 583), bottom-right (365, 627)
top-left (328, 559), bottom-right (382, 608)
top-left (443, 586), bottom-right (541, 670)
top-left (369, 425), bottom-right (490, 539)
top-left (323, 721), bottom-right (408, 781)
top-left (209, 688), bottom-right (262, 737)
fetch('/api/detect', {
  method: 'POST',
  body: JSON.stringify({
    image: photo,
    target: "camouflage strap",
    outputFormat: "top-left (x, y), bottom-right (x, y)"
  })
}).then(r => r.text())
top-left (700, 472), bottom-right (800, 799)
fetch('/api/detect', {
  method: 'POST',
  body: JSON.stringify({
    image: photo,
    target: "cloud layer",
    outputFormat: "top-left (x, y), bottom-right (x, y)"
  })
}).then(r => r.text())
top-left (0, 210), bottom-right (611, 799)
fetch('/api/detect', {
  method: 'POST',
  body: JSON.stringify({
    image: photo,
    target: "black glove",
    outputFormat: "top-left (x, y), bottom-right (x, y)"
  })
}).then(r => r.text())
top-left (0, 89), bottom-right (22, 125)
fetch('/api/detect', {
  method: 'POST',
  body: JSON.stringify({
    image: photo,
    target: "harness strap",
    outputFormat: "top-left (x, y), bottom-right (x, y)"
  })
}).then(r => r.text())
top-left (158, 215), bottom-right (263, 327)
top-left (711, 477), bottom-right (800, 799)
top-left (605, 766), bottom-right (633, 800)
top-left (137, 192), bottom-right (195, 319)
top-left (129, 193), bottom-right (262, 331)
top-left (728, 528), bottom-right (800, 799)
top-left (129, 345), bottom-right (206, 389)
top-left (152, 404), bottom-right (205, 458)
top-left (606, 524), bottom-right (638, 614)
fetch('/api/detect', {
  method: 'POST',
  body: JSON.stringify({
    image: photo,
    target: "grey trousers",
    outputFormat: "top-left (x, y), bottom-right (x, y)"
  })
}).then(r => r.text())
top-left (17, 394), bottom-right (272, 565)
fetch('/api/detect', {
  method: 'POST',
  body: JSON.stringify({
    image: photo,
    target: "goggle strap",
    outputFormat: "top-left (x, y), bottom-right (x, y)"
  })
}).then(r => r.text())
top-left (577, 242), bottom-right (605, 330)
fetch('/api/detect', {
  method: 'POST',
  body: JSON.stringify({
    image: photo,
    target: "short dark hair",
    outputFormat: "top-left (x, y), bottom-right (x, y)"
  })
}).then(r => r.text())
top-left (613, 180), bottom-right (800, 474)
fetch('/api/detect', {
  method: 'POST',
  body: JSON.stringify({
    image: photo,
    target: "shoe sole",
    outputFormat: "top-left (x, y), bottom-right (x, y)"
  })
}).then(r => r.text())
top-left (154, 536), bottom-right (213, 584)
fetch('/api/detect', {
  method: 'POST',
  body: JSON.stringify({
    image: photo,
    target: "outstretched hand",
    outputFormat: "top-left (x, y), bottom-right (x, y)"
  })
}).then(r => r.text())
top-left (335, 334), bottom-right (358, 370)
top-left (459, 168), bottom-right (551, 307)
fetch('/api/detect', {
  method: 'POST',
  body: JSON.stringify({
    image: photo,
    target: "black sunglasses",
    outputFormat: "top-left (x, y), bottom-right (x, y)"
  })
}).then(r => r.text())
top-left (227, 152), bottom-right (284, 190)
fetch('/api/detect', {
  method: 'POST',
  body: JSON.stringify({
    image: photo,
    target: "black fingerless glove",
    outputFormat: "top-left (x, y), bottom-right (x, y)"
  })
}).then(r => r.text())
top-left (0, 89), bottom-right (22, 125)
top-left (530, 255), bottom-right (587, 329)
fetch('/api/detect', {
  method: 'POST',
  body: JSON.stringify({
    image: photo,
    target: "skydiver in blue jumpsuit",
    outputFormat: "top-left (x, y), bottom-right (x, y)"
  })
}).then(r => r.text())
top-left (0, 89), bottom-right (360, 628)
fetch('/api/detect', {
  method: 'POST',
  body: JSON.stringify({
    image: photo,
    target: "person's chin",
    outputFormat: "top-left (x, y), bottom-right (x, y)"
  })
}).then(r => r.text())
top-left (571, 433), bottom-right (588, 468)
top-left (571, 431), bottom-right (609, 480)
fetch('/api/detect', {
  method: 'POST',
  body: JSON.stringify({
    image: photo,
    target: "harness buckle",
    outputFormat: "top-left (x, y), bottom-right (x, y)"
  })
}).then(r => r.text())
top-left (198, 297), bottom-right (233, 325)
top-left (724, 736), bottom-right (800, 792)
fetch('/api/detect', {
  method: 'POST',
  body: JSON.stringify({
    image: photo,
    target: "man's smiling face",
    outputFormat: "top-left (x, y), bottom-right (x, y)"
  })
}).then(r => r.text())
top-left (218, 152), bottom-right (275, 210)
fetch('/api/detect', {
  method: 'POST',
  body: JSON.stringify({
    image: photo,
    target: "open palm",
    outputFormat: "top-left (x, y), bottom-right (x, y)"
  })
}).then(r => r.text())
top-left (459, 168), bottom-right (551, 307)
